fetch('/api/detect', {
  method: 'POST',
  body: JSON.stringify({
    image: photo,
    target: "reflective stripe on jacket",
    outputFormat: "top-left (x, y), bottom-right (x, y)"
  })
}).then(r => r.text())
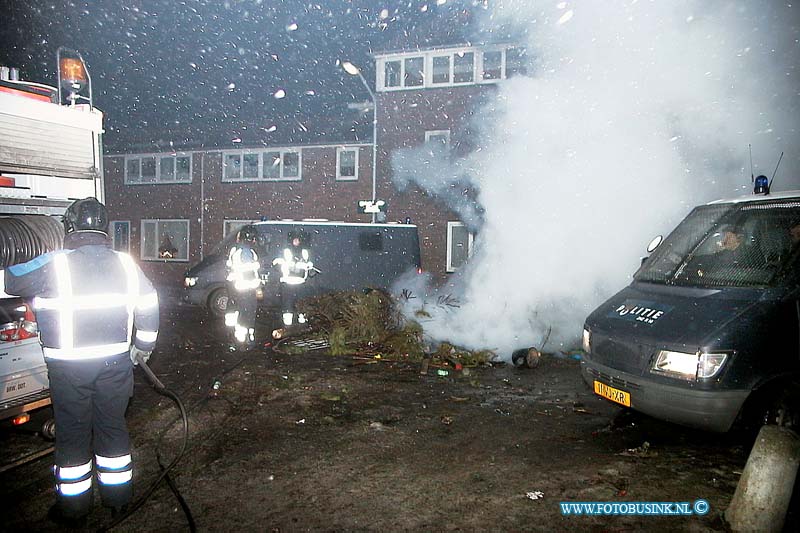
top-left (5, 233), bottom-right (159, 361)
top-left (273, 247), bottom-right (312, 285)
top-left (226, 245), bottom-right (261, 292)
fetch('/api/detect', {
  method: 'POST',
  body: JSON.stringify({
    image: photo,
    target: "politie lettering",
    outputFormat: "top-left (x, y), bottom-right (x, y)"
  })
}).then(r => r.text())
top-left (615, 304), bottom-right (664, 324)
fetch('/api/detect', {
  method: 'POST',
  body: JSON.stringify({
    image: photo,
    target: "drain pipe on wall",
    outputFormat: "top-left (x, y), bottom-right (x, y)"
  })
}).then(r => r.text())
top-left (199, 152), bottom-right (205, 261)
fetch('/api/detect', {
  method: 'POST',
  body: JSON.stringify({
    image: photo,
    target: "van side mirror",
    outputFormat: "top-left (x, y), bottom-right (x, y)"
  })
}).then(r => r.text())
top-left (646, 235), bottom-right (663, 253)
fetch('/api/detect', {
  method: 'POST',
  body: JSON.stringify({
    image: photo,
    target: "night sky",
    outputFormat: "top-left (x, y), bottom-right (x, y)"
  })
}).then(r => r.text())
top-left (1, 0), bottom-right (488, 153)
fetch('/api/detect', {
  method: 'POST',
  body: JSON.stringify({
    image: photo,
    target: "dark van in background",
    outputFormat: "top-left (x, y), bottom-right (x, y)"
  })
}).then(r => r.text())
top-left (183, 220), bottom-right (422, 316)
top-left (582, 190), bottom-right (800, 432)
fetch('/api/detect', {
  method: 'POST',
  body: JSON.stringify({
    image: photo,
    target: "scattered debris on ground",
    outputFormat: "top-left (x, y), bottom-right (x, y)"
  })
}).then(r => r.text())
top-left (274, 290), bottom-right (496, 372)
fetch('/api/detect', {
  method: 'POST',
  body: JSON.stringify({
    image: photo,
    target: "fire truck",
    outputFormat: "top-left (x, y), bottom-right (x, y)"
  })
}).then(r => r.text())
top-left (0, 49), bottom-right (104, 430)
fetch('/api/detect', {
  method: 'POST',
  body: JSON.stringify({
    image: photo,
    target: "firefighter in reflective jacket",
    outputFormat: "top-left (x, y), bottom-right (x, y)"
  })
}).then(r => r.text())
top-left (224, 226), bottom-right (261, 348)
top-left (272, 233), bottom-right (313, 328)
top-left (2, 198), bottom-right (159, 525)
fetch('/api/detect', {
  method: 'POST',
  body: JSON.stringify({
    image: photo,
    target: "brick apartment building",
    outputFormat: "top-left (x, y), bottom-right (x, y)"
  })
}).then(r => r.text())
top-left (103, 42), bottom-right (524, 291)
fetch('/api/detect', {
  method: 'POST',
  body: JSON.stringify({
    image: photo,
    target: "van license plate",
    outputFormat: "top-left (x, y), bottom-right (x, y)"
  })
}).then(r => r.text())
top-left (593, 381), bottom-right (631, 407)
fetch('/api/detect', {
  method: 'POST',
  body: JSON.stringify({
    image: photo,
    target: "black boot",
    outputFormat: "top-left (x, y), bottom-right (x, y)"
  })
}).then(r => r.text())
top-left (48, 504), bottom-right (88, 528)
top-left (111, 504), bottom-right (129, 519)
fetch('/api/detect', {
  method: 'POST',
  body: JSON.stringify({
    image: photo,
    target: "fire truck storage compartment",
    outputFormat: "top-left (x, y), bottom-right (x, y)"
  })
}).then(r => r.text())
top-left (0, 89), bottom-right (103, 181)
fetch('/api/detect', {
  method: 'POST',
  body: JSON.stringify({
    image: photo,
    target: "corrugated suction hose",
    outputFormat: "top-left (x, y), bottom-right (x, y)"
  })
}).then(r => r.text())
top-left (0, 215), bottom-right (64, 268)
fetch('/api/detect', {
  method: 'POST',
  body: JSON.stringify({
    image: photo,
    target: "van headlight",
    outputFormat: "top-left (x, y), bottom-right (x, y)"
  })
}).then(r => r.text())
top-left (184, 276), bottom-right (198, 287)
top-left (582, 327), bottom-right (591, 354)
top-left (697, 353), bottom-right (727, 379)
top-left (651, 350), bottom-right (727, 380)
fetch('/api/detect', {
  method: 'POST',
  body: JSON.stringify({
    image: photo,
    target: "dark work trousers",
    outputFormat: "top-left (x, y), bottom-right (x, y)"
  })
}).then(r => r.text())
top-left (47, 353), bottom-right (134, 517)
top-left (226, 281), bottom-right (257, 345)
top-left (226, 280), bottom-right (239, 317)
top-left (280, 283), bottom-right (306, 323)
top-left (236, 290), bottom-right (258, 330)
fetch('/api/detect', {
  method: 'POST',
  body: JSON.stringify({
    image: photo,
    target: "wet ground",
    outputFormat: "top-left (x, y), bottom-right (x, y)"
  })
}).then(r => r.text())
top-left (0, 305), bottom-right (792, 532)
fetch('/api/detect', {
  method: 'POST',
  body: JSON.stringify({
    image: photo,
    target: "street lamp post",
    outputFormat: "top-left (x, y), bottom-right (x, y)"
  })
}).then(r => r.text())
top-left (342, 61), bottom-right (378, 223)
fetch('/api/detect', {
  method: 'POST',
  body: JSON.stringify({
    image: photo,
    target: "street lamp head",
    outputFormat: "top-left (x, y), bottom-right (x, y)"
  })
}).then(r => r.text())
top-left (342, 61), bottom-right (360, 76)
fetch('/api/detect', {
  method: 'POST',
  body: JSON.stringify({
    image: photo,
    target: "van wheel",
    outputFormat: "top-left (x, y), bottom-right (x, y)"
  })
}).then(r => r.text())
top-left (207, 288), bottom-right (229, 317)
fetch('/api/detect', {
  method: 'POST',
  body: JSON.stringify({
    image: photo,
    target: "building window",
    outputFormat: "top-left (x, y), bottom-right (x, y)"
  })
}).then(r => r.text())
top-left (264, 151), bottom-right (281, 179)
top-left (176, 155), bottom-right (191, 180)
top-left (160, 156), bottom-right (175, 182)
top-left (431, 55), bottom-right (451, 84)
top-left (141, 156), bottom-right (156, 183)
top-left (283, 151), bottom-right (300, 178)
top-left (336, 147), bottom-right (359, 181)
top-left (453, 51), bottom-right (475, 84)
top-left (425, 130), bottom-right (450, 150)
top-left (223, 219), bottom-right (259, 238)
top-left (243, 152), bottom-right (260, 180)
top-left (223, 153), bottom-right (242, 180)
top-left (125, 154), bottom-right (192, 184)
top-left (222, 149), bottom-right (302, 181)
top-left (447, 221), bottom-right (473, 272)
top-left (110, 221), bottom-right (130, 252)
top-left (384, 60), bottom-right (401, 88)
top-left (481, 50), bottom-right (503, 80)
top-left (126, 158), bottom-right (140, 182)
top-left (404, 56), bottom-right (425, 87)
top-left (377, 46), bottom-right (525, 91)
top-left (505, 47), bottom-right (528, 78)
top-left (141, 219), bottom-right (189, 262)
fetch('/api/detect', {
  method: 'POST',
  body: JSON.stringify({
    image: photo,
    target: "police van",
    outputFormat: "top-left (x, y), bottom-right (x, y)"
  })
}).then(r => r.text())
top-left (183, 220), bottom-right (422, 316)
top-left (581, 184), bottom-right (800, 432)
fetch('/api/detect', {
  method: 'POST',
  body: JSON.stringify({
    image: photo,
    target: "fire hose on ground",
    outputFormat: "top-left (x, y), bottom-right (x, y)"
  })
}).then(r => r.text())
top-left (99, 340), bottom-right (259, 532)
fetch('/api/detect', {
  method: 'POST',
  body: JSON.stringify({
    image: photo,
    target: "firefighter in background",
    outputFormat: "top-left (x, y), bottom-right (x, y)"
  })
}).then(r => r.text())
top-left (272, 232), bottom-right (314, 332)
top-left (2, 198), bottom-right (159, 526)
top-left (224, 226), bottom-right (261, 349)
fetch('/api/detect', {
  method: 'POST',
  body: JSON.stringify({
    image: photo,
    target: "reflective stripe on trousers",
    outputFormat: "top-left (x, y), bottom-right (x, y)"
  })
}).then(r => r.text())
top-left (234, 323), bottom-right (254, 343)
top-left (96, 453), bottom-right (133, 486)
top-left (55, 460), bottom-right (93, 496)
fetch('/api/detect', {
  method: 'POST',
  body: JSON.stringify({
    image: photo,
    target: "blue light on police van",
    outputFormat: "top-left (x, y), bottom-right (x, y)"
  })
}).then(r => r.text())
top-left (753, 175), bottom-right (770, 195)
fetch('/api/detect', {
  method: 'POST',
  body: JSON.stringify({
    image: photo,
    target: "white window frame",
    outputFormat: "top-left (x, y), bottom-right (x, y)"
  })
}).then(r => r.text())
top-left (140, 219), bottom-right (190, 262)
top-left (430, 54), bottom-right (452, 86)
top-left (446, 221), bottom-right (474, 273)
top-left (110, 221), bottom-right (130, 252)
top-left (336, 147), bottom-right (359, 181)
top-left (479, 49), bottom-right (504, 82)
top-left (241, 150), bottom-right (261, 181)
top-left (504, 46), bottom-right (527, 78)
top-left (403, 56), bottom-right (426, 88)
top-left (124, 153), bottom-right (192, 185)
top-left (223, 219), bottom-right (260, 238)
top-left (383, 58), bottom-right (403, 89)
top-left (377, 45), bottom-right (517, 92)
top-left (452, 50), bottom-right (476, 85)
top-left (425, 130), bottom-right (451, 146)
top-left (221, 148), bottom-right (302, 182)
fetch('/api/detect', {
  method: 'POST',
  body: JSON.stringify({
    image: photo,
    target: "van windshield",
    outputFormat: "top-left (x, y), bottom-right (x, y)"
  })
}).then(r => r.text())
top-left (635, 201), bottom-right (800, 288)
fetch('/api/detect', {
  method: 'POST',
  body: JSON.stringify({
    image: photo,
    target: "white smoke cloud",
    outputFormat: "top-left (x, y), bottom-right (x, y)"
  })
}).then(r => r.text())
top-left (392, 1), bottom-right (800, 358)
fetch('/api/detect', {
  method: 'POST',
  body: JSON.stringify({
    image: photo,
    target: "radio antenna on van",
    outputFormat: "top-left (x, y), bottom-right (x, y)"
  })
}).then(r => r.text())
top-left (749, 144), bottom-right (754, 183)
top-left (768, 151), bottom-right (783, 189)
